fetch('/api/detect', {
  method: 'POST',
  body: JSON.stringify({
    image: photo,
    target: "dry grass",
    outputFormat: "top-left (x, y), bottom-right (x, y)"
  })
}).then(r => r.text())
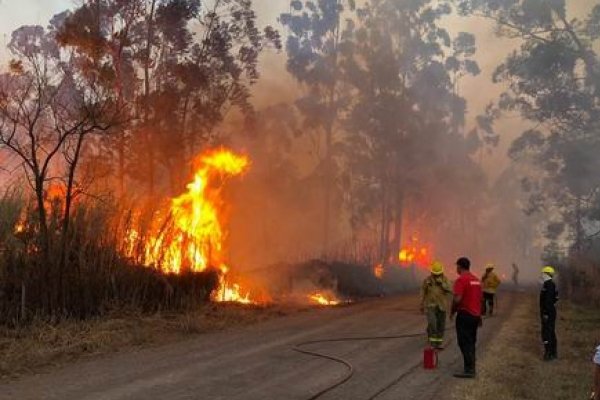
top-left (0, 303), bottom-right (300, 380)
top-left (451, 294), bottom-right (600, 400)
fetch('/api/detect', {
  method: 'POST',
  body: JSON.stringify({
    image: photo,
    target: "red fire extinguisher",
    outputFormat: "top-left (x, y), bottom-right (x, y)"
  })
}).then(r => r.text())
top-left (423, 346), bottom-right (438, 369)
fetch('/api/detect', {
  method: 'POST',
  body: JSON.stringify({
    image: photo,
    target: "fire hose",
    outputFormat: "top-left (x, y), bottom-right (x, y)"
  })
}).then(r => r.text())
top-left (293, 329), bottom-right (454, 400)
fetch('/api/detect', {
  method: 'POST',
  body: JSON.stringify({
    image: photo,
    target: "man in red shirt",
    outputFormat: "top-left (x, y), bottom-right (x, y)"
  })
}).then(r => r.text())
top-left (451, 257), bottom-right (483, 378)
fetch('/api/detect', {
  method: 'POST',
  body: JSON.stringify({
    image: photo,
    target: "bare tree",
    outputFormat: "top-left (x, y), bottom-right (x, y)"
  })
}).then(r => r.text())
top-left (0, 24), bottom-right (123, 312)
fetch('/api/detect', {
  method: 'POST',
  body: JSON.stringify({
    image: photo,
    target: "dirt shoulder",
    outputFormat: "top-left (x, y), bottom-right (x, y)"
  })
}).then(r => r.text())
top-left (449, 292), bottom-right (600, 400)
top-left (0, 303), bottom-right (301, 380)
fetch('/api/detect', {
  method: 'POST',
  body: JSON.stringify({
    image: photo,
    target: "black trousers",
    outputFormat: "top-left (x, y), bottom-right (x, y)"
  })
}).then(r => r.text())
top-left (541, 310), bottom-right (557, 356)
top-left (482, 292), bottom-right (495, 315)
top-left (456, 311), bottom-right (480, 373)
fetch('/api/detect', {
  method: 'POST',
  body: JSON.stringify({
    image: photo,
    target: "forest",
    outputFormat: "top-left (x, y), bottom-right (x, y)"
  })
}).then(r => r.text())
top-left (1, 0), bottom-right (599, 324)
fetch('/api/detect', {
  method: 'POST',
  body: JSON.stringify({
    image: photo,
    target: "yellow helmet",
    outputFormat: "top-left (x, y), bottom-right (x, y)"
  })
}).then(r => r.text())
top-left (541, 266), bottom-right (555, 275)
top-left (485, 263), bottom-right (495, 270)
top-left (430, 261), bottom-right (444, 275)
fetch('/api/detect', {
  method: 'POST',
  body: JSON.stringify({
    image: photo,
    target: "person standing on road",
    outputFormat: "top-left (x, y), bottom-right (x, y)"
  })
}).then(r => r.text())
top-left (451, 257), bottom-right (483, 379)
top-left (592, 345), bottom-right (600, 400)
top-left (540, 266), bottom-right (559, 361)
top-left (420, 261), bottom-right (452, 349)
top-left (481, 264), bottom-right (501, 316)
top-left (512, 262), bottom-right (520, 287)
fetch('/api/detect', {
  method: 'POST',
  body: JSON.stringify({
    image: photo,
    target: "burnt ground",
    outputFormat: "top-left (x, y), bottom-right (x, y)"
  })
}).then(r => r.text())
top-left (0, 293), bottom-right (516, 400)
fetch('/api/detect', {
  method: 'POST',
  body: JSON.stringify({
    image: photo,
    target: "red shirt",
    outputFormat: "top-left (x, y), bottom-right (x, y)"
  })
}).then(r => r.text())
top-left (453, 272), bottom-right (483, 317)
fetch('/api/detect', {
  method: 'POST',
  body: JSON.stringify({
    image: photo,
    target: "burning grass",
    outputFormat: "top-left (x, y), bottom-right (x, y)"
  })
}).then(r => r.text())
top-left (122, 148), bottom-right (257, 303)
top-left (450, 294), bottom-right (599, 400)
top-left (0, 148), bottom-right (267, 326)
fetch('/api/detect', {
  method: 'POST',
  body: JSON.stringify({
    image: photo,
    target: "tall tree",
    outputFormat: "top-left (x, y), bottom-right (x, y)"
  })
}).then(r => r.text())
top-left (59, 0), bottom-right (280, 196)
top-left (0, 21), bottom-right (122, 312)
top-left (459, 0), bottom-right (600, 252)
top-left (339, 0), bottom-right (482, 264)
top-left (280, 0), bottom-right (354, 256)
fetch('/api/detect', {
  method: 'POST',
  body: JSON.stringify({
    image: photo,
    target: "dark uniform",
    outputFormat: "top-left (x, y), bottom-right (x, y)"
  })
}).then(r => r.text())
top-left (540, 278), bottom-right (558, 360)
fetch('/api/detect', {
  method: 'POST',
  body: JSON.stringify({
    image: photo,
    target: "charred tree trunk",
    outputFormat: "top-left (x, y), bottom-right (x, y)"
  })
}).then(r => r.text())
top-left (379, 178), bottom-right (389, 264)
top-left (144, 0), bottom-right (157, 196)
top-left (34, 174), bottom-right (52, 314)
top-left (58, 131), bottom-right (85, 313)
top-left (321, 0), bottom-right (342, 258)
top-left (323, 119), bottom-right (333, 258)
top-left (390, 188), bottom-right (404, 263)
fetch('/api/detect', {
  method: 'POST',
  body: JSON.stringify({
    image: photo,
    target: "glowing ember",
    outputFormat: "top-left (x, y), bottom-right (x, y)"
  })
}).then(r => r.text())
top-left (309, 292), bottom-right (340, 306)
top-left (14, 221), bottom-right (25, 234)
top-left (127, 147), bottom-right (255, 303)
top-left (398, 232), bottom-right (433, 268)
top-left (373, 263), bottom-right (384, 279)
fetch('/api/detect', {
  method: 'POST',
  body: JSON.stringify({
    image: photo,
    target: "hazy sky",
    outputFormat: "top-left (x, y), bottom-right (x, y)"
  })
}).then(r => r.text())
top-left (0, 0), bottom-right (593, 177)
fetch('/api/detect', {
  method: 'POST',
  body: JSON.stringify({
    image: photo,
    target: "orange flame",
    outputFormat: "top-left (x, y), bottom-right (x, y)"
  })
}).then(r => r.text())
top-left (127, 148), bottom-right (256, 303)
top-left (309, 292), bottom-right (340, 306)
top-left (398, 233), bottom-right (433, 268)
top-left (373, 263), bottom-right (384, 279)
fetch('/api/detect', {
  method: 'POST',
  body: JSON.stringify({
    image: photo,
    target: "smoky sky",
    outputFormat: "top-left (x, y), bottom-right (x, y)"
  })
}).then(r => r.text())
top-left (0, 0), bottom-right (596, 178)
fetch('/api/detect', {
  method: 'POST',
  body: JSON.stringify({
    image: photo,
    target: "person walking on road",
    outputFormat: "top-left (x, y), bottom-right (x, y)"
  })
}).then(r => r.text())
top-left (420, 261), bottom-right (452, 349)
top-left (540, 265), bottom-right (559, 361)
top-left (451, 257), bottom-right (483, 379)
top-left (481, 264), bottom-right (501, 316)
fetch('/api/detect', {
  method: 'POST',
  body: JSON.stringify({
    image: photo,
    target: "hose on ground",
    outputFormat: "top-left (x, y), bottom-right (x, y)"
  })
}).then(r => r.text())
top-left (293, 332), bottom-right (425, 400)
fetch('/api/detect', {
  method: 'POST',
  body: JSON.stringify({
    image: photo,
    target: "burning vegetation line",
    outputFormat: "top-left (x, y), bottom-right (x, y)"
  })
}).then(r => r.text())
top-left (125, 148), bottom-right (254, 304)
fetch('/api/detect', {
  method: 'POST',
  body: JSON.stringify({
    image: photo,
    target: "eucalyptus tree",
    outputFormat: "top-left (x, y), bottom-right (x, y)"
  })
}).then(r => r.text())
top-left (280, 0), bottom-right (355, 256)
top-left (58, 0), bottom-right (280, 195)
top-left (339, 0), bottom-right (483, 263)
top-left (458, 0), bottom-right (600, 251)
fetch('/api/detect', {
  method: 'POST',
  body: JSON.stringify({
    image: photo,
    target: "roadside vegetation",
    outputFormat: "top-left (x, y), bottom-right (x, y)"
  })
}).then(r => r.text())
top-left (0, 302), bottom-right (296, 380)
top-left (451, 295), bottom-right (599, 400)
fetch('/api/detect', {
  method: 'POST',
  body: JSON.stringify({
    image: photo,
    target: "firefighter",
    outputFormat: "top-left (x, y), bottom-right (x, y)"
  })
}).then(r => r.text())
top-left (420, 261), bottom-right (452, 349)
top-left (481, 263), bottom-right (501, 316)
top-left (540, 265), bottom-right (559, 361)
top-left (592, 344), bottom-right (600, 400)
top-left (451, 257), bottom-right (483, 378)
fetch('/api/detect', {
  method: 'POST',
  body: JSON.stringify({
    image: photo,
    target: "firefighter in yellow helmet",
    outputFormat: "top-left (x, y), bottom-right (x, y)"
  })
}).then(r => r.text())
top-left (481, 263), bottom-right (501, 316)
top-left (420, 261), bottom-right (452, 348)
top-left (540, 266), bottom-right (558, 360)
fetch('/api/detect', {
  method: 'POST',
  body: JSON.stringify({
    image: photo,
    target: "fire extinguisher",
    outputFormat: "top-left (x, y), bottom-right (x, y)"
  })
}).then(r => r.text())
top-left (423, 346), bottom-right (438, 369)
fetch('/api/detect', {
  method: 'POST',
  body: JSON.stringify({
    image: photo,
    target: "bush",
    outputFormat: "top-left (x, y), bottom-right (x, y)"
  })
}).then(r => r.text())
top-left (0, 194), bottom-right (219, 326)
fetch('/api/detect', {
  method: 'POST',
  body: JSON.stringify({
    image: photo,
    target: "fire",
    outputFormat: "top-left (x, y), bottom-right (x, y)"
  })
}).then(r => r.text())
top-left (309, 292), bottom-right (340, 306)
top-left (127, 147), bottom-right (255, 303)
top-left (398, 232), bottom-right (433, 268)
top-left (14, 221), bottom-right (25, 234)
top-left (218, 281), bottom-right (252, 304)
top-left (373, 263), bottom-right (384, 279)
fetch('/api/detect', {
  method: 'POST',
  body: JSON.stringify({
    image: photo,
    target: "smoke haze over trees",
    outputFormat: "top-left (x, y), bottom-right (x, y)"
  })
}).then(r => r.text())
top-left (0, 0), bottom-right (599, 321)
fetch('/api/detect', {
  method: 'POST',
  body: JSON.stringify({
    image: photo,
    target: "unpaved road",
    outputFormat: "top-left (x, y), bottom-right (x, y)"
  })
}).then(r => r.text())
top-left (0, 293), bottom-right (515, 400)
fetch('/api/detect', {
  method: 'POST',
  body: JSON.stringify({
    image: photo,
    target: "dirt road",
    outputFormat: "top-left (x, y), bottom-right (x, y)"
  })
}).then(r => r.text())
top-left (0, 294), bottom-right (514, 400)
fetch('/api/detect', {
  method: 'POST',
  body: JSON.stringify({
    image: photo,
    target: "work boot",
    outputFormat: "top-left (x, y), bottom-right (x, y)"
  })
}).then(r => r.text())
top-left (453, 370), bottom-right (476, 379)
